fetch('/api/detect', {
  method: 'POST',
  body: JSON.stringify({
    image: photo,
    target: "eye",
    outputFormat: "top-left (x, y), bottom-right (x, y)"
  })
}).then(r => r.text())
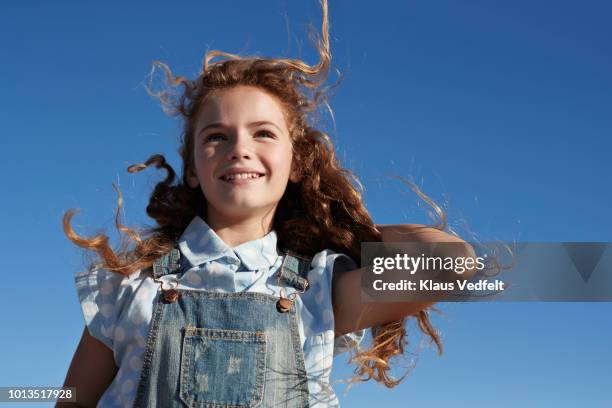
top-left (204, 133), bottom-right (226, 142)
top-left (256, 130), bottom-right (275, 139)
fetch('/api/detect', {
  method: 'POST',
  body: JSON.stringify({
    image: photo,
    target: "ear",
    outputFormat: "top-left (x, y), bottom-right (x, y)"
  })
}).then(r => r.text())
top-left (186, 170), bottom-right (200, 189)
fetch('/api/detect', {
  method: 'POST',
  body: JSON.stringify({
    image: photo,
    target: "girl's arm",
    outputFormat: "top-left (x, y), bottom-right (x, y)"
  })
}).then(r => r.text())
top-left (332, 224), bottom-right (476, 336)
top-left (56, 327), bottom-right (118, 408)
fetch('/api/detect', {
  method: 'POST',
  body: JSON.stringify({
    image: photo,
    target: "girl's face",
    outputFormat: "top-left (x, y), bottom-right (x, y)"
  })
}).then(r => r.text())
top-left (188, 85), bottom-right (298, 226)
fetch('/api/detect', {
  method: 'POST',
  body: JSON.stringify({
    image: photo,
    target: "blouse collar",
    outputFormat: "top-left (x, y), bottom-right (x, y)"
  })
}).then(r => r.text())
top-left (178, 216), bottom-right (280, 271)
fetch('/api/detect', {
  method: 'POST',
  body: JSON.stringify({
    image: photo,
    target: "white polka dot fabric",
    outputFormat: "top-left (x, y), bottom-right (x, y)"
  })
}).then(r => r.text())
top-left (74, 216), bottom-right (365, 407)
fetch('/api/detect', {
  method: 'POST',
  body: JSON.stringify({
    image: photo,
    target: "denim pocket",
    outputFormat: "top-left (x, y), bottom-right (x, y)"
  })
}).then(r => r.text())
top-left (180, 326), bottom-right (267, 408)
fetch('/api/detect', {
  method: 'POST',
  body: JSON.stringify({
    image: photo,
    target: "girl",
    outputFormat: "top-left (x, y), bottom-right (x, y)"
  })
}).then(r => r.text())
top-left (60, 1), bottom-right (473, 406)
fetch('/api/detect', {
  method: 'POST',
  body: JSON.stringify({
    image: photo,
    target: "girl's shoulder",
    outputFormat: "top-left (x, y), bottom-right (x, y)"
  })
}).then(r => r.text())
top-left (307, 248), bottom-right (358, 277)
top-left (74, 264), bottom-right (153, 351)
top-left (296, 249), bottom-right (365, 356)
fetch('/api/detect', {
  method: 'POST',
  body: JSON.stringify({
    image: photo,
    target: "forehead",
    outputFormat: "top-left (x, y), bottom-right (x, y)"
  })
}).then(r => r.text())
top-left (195, 86), bottom-right (288, 130)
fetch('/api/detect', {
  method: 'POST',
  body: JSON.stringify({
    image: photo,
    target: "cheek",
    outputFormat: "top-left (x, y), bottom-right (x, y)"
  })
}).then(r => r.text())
top-left (269, 145), bottom-right (294, 177)
top-left (193, 149), bottom-right (216, 178)
top-left (197, 164), bottom-right (215, 183)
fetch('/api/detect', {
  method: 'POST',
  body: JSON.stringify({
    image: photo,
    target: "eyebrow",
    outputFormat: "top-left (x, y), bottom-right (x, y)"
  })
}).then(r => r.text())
top-left (198, 121), bottom-right (284, 135)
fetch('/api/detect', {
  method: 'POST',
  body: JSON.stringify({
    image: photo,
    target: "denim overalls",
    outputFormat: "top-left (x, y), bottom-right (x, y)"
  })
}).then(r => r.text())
top-left (133, 248), bottom-right (313, 408)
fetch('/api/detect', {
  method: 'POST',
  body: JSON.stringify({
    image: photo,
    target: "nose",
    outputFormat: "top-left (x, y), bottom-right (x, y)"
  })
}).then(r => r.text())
top-left (226, 131), bottom-right (252, 161)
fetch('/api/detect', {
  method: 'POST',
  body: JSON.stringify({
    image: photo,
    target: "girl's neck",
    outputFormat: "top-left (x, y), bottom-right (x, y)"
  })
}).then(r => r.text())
top-left (206, 208), bottom-right (275, 247)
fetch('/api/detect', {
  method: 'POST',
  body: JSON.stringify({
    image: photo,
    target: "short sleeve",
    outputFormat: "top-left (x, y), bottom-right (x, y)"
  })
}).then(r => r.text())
top-left (309, 250), bottom-right (367, 357)
top-left (74, 266), bottom-right (133, 350)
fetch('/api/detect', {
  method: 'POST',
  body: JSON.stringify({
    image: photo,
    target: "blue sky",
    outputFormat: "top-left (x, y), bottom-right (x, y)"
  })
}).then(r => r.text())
top-left (1, 0), bottom-right (611, 406)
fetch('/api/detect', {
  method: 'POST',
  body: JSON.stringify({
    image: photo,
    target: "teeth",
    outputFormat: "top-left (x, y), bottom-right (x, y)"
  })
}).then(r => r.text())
top-left (223, 172), bottom-right (262, 181)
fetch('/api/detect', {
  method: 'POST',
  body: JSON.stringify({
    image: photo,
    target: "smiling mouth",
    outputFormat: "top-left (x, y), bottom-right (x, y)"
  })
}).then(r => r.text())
top-left (220, 173), bottom-right (265, 183)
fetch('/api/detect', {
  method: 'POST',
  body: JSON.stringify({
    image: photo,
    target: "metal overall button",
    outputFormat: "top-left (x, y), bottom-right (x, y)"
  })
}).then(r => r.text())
top-left (276, 287), bottom-right (298, 313)
top-left (163, 289), bottom-right (180, 303)
top-left (276, 297), bottom-right (293, 313)
top-left (159, 278), bottom-right (180, 304)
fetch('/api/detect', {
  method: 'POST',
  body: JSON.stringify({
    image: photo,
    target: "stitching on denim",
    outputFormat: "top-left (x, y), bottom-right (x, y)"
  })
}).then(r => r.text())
top-left (133, 296), bottom-right (166, 407)
top-left (179, 290), bottom-right (280, 304)
top-left (179, 326), bottom-right (194, 407)
top-left (290, 304), bottom-right (310, 403)
top-left (249, 334), bottom-right (266, 408)
top-left (185, 327), bottom-right (266, 342)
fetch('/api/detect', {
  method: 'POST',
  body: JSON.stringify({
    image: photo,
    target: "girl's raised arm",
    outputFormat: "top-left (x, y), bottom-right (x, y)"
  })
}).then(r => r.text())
top-left (332, 224), bottom-right (476, 335)
top-left (56, 327), bottom-right (118, 408)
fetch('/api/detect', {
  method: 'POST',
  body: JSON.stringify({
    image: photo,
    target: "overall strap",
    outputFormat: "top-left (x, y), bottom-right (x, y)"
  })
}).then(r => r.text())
top-left (152, 248), bottom-right (181, 279)
top-left (278, 251), bottom-right (312, 292)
